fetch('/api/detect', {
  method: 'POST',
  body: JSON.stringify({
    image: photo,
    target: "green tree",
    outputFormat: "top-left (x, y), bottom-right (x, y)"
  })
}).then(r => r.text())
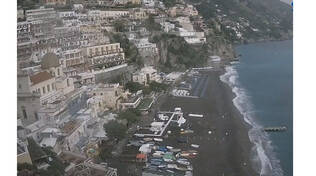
top-left (17, 163), bottom-right (38, 176)
top-left (103, 120), bottom-right (127, 140)
top-left (113, 20), bottom-right (127, 32)
top-left (124, 82), bottom-right (144, 93)
top-left (110, 33), bottom-right (143, 66)
top-left (162, 0), bottom-right (177, 8)
top-left (117, 109), bottom-right (140, 126)
top-left (144, 15), bottom-right (161, 31)
top-left (149, 81), bottom-right (168, 92)
top-left (19, 142), bottom-right (66, 176)
top-left (27, 138), bottom-right (47, 163)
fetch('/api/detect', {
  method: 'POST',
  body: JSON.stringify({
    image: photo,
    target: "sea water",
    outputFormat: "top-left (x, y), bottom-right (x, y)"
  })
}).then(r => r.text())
top-left (220, 40), bottom-right (293, 176)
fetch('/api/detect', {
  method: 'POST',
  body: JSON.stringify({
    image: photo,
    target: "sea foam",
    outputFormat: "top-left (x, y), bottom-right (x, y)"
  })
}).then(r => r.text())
top-left (220, 65), bottom-right (284, 176)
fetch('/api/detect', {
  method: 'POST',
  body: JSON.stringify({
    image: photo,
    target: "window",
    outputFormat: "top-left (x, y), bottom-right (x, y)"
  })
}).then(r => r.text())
top-left (21, 106), bottom-right (27, 119)
top-left (100, 93), bottom-right (103, 96)
top-left (52, 83), bottom-right (55, 90)
top-left (67, 79), bottom-right (70, 86)
top-left (57, 68), bottom-right (60, 76)
top-left (42, 87), bottom-right (46, 94)
top-left (47, 84), bottom-right (50, 92)
top-left (34, 111), bottom-right (38, 120)
top-left (18, 84), bottom-right (22, 89)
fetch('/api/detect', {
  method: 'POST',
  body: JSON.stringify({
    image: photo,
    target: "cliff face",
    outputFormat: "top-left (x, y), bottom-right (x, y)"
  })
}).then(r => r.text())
top-left (151, 34), bottom-right (210, 72)
top-left (150, 33), bottom-right (235, 72)
top-left (206, 34), bottom-right (236, 59)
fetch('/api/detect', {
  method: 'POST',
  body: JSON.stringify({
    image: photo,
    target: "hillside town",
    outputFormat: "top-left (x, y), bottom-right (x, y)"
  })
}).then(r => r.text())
top-left (17, 1), bottom-right (212, 176)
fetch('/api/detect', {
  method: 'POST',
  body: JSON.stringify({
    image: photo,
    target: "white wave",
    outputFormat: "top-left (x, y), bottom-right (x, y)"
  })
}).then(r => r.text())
top-left (220, 65), bottom-right (284, 176)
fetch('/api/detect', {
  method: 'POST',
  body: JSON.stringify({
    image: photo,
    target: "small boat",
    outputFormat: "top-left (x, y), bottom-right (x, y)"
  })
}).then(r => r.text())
top-left (154, 138), bottom-right (163, 142)
top-left (143, 137), bottom-right (153, 142)
top-left (167, 164), bottom-right (177, 169)
top-left (188, 114), bottom-right (203, 118)
top-left (166, 146), bottom-right (173, 150)
top-left (191, 144), bottom-right (199, 148)
top-left (170, 148), bottom-right (181, 152)
top-left (177, 160), bottom-right (190, 166)
top-left (158, 164), bottom-right (167, 168)
top-left (163, 158), bottom-right (173, 162)
top-left (152, 153), bottom-right (163, 158)
top-left (176, 165), bottom-right (188, 171)
top-left (166, 170), bottom-right (175, 173)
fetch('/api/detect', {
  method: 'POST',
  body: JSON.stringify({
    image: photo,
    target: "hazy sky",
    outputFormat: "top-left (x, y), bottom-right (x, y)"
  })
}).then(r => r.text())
top-left (280, 0), bottom-right (292, 5)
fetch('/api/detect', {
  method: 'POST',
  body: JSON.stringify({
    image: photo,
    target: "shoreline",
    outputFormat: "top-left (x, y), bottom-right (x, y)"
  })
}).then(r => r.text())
top-left (159, 68), bottom-right (259, 175)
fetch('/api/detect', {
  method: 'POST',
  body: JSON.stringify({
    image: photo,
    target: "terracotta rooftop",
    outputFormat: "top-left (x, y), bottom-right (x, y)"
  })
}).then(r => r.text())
top-left (30, 71), bottom-right (54, 85)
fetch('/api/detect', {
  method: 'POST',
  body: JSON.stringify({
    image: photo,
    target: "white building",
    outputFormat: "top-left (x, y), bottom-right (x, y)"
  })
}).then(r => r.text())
top-left (17, 9), bottom-right (25, 20)
top-left (165, 72), bottom-right (183, 82)
top-left (17, 71), bottom-right (42, 127)
top-left (25, 7), bottom-right (57, 22)
top-left (88, 10), bottom-right (130, 20)
top-left (58, 11), bottom-right (76, 18)
top-left (142, 0), bottom-right (155, 7)
top-left (184, 36), bottom-right (206, 44)
top-left (88, 83), bottom-right (128, 112)
top-left (83, 43), bottom-right (125, 71)
top-left (73, 4), bottom-right (84, 11)
top-left (132, 66), bottom-right (161, 85)
top-left (160, 21), bottom-right (175, 33)
top-left (133, 38), bottom-right (158, 56)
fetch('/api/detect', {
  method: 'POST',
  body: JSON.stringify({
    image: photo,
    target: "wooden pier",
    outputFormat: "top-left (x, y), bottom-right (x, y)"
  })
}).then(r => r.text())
top-left (263, 126), bottom-right (287, 132)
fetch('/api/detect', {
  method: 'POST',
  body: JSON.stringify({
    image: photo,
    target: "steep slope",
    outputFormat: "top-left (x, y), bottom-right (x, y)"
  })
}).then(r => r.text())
top-left (189, 0), bottom-right (293, 43)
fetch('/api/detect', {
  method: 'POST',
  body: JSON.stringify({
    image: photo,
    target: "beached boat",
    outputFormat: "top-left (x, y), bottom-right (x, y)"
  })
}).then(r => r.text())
top-left (167, 164), bottom-right (177, 169)
top-left (143, 137), bottom-right (153, 142)
top-left (177, 159), bottom-right (190, 166)
top-left (188, 114), bottom-right (204, 118)
top-left (180, 129), bottom-right (194, 134)
top-left (166, 169), bottom-right (175, 174)
top-left (176, 165), bottom-right (188, 171)
top-left (153, 138), bottom-right (163, 142)
top-left (170, 148), bottom-right (181, 152)
top-left (191, 144), bottom-right (200, 148)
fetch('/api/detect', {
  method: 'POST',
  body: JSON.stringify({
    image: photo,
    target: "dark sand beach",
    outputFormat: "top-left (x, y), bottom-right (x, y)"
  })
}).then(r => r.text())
top-left (160, 70), bottom-right (259, 176)
top-left (108, 69), bottom-right (259, 176)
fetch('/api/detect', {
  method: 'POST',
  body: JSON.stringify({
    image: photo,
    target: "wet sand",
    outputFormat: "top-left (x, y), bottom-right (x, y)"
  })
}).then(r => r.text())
top-left (160, 70), bottom-right (259, 176)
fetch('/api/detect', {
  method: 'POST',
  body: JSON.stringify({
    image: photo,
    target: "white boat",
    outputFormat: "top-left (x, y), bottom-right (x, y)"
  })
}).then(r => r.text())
top-left (188, 114), bottom-right (204, 118)
top-left (143, 138), bottom-right (153, 142)
top-left (166, 170), bottom-right (175, 173)
top-left (191, 144), bottom-right (200, 148)
top-left (166, 146), bottom-right (173, 150)
top-left (154, 138), bottom-right (163, 142)
top-left (177, 160), bottom-right (190, 166)
top-left (167, 164), bottom-right (177, 169)
top-left (163, 158), bottom-right (173, 162)
top-left (170, 148), bottom-right (181, 152)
